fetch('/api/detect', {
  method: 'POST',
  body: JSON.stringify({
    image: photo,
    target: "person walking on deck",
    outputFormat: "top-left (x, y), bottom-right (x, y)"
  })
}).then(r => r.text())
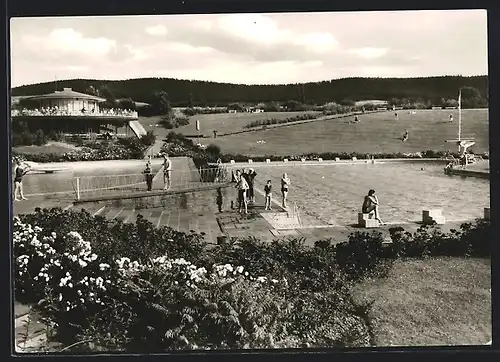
top-left (13, 159), bottom-right (31, 201)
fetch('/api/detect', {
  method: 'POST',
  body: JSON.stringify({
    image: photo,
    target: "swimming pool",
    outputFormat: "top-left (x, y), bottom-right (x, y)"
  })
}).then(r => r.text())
top-left (244, 161), bottom-right (490, 226)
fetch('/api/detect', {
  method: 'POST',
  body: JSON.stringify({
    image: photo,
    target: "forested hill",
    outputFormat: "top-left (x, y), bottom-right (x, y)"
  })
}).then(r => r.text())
top-left (12, 75), bottom-right (488, 107)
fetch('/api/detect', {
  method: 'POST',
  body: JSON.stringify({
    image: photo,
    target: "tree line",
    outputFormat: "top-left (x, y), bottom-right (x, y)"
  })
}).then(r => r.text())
top-left (12, 75), bottom-right (488, 109)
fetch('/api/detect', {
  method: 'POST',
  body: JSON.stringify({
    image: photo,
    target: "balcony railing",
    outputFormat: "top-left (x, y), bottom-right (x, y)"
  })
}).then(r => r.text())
top-left (11, 108), bottom-right (138, 118)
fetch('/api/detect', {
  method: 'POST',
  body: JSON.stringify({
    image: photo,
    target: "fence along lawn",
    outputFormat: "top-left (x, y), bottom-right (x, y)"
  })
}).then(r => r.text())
top-left (208, 109), bottom-right (489, 156)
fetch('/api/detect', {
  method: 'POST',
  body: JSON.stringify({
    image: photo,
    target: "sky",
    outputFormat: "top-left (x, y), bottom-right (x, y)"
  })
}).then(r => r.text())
top-left (10, 10), bottom-right (488, 87)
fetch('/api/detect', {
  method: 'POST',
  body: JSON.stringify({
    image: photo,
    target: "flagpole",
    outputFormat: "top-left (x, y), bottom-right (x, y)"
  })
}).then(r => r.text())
top-left (458, 88), bottom-right (462, 153)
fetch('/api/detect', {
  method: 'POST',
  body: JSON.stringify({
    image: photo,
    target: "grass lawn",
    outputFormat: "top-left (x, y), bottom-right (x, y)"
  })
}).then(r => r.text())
top-left (12, 142), bottom-right (80, 155)
top-left (353, 257), bottom-right (491, 346)
top-left (208, 109), bottom-right (489, 156)
top-left (138, 111), bottom-right (321, 140)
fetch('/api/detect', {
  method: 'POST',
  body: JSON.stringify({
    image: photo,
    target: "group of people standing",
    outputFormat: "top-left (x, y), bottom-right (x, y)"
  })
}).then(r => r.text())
top-left (143, 153), bottom-right (172, 191)
top-left (231, 168), bottom-right (291, 214)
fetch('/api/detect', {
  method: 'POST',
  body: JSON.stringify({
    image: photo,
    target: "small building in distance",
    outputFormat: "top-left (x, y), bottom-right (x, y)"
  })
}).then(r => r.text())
top-left (11, 88), bottom-right (146, 137)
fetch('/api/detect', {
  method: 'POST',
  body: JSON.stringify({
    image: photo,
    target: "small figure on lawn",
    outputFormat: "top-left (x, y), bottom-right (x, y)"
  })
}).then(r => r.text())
top-left (402, 129), bottom-right (409, 142)
top-left (281, 173), bottom-right (291, 209)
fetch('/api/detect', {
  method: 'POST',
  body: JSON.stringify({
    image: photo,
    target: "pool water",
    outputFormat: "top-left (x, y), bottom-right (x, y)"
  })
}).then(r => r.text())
top-left (247, 162), bottom-right (490, 226)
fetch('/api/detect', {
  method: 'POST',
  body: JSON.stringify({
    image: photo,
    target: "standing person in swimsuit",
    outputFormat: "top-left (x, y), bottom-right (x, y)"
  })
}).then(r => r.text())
top-left (281, 173), bottom-right (290, 209)
top-left (163, 154), bottom-right (172, 190)
top-left (237, 171), bottom-right (249, 214)
top-left (13, 160), bottom-right (30, 201)
top-left (362, 189), bottom-right (384, 225)
top-left (246, 168), bottom-right (257, 204)
top-left (264, 179), bottom-right (273, 211)
top-left (143, 161), bottom-right (153, 191)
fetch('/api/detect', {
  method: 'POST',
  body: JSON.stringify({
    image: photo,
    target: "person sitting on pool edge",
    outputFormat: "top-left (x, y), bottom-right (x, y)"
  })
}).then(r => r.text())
top-left (362, 189), bottom-right (385, 225)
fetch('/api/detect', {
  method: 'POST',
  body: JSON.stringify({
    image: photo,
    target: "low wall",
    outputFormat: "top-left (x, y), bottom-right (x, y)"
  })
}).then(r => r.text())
top-left (213, 158), bottom-right (451, 168)
top-left (75, 183), bottom-right (235, 211)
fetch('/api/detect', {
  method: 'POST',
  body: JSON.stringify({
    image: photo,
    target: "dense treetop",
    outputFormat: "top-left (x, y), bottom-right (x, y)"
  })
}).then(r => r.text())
top-left (12, 75), bottom-right (488, 107)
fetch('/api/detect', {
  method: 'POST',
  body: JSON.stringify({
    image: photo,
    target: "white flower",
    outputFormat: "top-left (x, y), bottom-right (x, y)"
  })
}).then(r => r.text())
top-left (99, 263), bottom-right (110, 271)
top-left (58, 294), bottom-right (63, 301)
top-left (236, 266), bottom-right (244, 274)
top-left (78, 259), bottom-right (88, 267)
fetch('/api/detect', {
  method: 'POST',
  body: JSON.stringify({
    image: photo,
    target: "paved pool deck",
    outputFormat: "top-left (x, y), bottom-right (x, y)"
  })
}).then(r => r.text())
top-left (12, 193), bottom-right (477, 248)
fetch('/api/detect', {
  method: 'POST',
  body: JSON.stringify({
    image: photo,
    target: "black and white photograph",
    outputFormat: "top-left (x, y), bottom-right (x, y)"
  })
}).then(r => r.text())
top-left (10, 8), bottom-right (491, 353)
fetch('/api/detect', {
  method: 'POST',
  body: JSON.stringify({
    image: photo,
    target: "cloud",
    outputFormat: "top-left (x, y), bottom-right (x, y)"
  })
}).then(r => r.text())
top-left (9, 11), bottom-right (488, 87)
top-left (22, 28), bottom-right (116, 56)
top-left (145, 25), bottom-right (168, 36)
top-left (164, 14), bottom-right (340, 63)
top-left (348, 47), bottom-right (388, 59)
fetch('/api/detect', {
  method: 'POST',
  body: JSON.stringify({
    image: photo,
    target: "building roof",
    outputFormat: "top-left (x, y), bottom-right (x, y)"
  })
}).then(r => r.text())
top-left (27, 88), bottom-right (106, 102)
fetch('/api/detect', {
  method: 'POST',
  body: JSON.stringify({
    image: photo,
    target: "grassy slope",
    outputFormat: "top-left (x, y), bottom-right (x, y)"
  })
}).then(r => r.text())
top-left (353, 257), bottom-right (491, 346)
top-left (12, 142), bottom-right (80, 155)
top-left (207, 109), bottom-right (489, 156)
top-left (138, 111), bottom-right (321, 140)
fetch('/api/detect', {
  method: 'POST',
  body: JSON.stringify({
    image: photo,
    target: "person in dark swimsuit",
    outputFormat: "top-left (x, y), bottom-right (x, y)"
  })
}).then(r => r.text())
top-left (13, 160), bottom-right (30, 201)
top-left (362, 189), bottom-right (384, 224)
top-left (264, 179), bottom-right (272, 210)
top-left (246, 168), bottom-right (257, 203)
top-left (143, 162), bottom-right (153, 191)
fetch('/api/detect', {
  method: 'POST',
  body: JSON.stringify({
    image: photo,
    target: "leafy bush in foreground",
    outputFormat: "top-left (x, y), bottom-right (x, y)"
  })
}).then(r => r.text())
top-left (13, 208), bottom-right (490, 351)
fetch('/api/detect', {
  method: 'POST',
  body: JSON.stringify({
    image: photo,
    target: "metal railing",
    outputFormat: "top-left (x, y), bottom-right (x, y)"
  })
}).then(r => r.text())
top-left (12, 109), bottom-right (138, 118)
top-left (72, 166), bottom-right (231, 200)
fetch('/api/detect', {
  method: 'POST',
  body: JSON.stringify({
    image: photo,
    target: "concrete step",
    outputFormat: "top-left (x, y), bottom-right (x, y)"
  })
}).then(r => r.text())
top-left (92, 205), bottom-right (107, 217)
top-left (72, 202), bottom-right (105, 216)
top-left (114, 208), bottom-right (135, 223)
top-left (104, 207), bottom-right (126, 220)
